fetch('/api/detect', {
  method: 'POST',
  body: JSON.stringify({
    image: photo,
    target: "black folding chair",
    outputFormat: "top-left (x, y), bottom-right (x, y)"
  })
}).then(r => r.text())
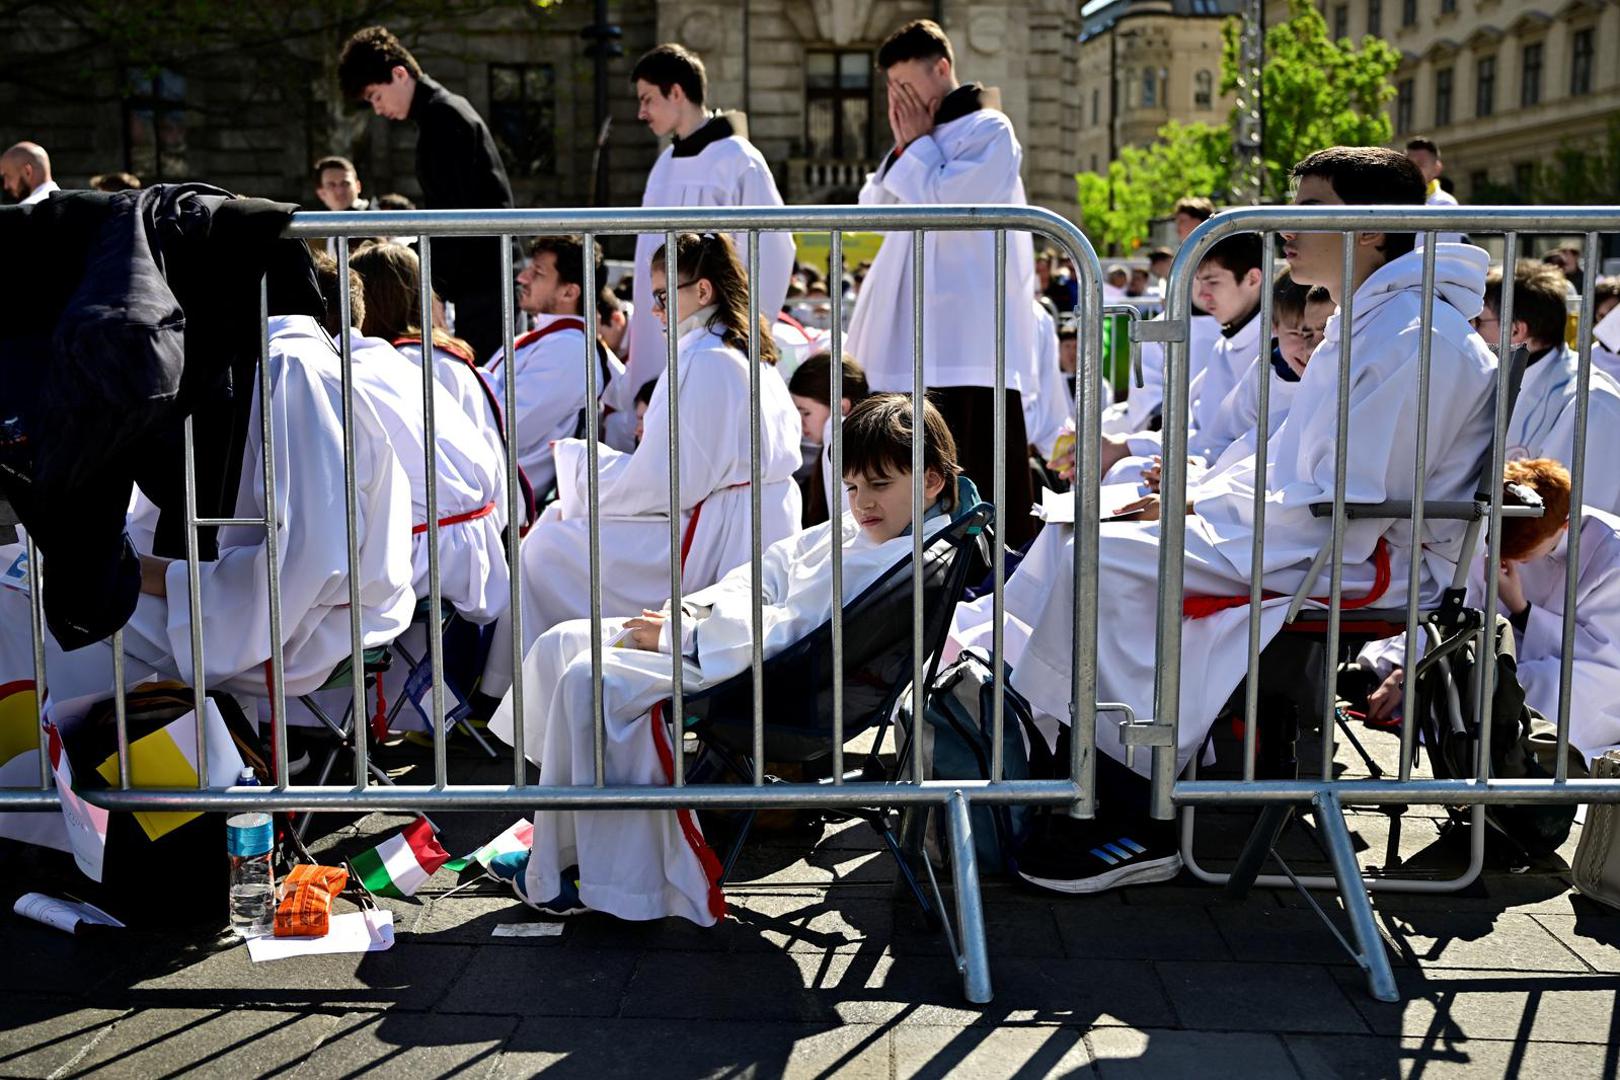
top-left (671, 499), bottom-right (994, 922)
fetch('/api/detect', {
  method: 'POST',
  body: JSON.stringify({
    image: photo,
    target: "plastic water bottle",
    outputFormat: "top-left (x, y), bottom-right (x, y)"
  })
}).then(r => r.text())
top-left (226, 811), bottom-right (275, 938)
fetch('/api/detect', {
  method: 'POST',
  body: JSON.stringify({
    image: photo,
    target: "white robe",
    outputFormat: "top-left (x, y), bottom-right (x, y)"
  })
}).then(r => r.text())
top-left (488, 510), bottom-right (957, 924)
top-left (484, 315), bottom-right (618, 501)
top-left (1026, 302), bottom-right (1073, 460)
top-left (1010, 245), bottom-right (1500, 772)
top-left (617, 115), bottom-right (794, 414)
top-left (1360, 510), bottom-right (1620, 765)
top-left (1102, 314), bottom-right (1222, 436)
top-left (394, 338), bottom-right (509, 484)
top-left (482, 320), bottom-right (803, 695)
top-left (342, 331), bottom-right (509, 625)
top-left (1594, 344), bottom-right (1620, 386)
top-left (844, 104), bottom-right (1038, 394)
top-left (0, 315), bottom-right (415, 702)
top-left (1505, 344), bottom-right (1620, 518)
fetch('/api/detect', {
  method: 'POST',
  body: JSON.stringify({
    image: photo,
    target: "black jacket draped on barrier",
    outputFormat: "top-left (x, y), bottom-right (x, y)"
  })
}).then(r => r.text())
top-left (0, 183), bottom-right (322, 650)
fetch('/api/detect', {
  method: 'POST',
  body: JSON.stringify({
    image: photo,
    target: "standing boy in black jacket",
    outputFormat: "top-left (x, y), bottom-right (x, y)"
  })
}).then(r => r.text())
top-left (339, 25), bottom-right (514, 362)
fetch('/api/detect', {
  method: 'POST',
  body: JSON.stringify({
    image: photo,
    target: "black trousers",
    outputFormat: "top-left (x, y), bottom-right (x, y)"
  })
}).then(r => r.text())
top-left (930, 386), bottom-right (1036, 547)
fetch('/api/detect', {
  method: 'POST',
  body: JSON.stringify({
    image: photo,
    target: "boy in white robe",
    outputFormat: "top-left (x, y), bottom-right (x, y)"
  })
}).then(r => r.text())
top-left (844, 19), bottom-right (1040, 544)
top-left (1475, 261), bottom-right (1620, 517)
top-left (1363, 459), bottom-right (1620, 767)
top-left (484, 235), bottom-right (622, 505)
top-left (482, 233), bottom-right (803, 698)
top-left (614, 43), bottom-right (794, 424)
top-left (486, 394), bottom-right (972, 922)
top-left (1005, 148), bottom-right (1500, 895)
top-left (0, 313), bottom-right (415, 706)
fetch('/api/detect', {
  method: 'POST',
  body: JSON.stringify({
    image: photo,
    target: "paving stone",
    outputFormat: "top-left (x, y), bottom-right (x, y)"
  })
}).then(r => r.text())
top-left (299, 1011), bottom-right (515, 1078)
top-left (1285, 1034), bottom-right (1620, 1079)
top-left (1530, 913), bottom-right (1620, 973)
top-left (1088, 1027), bottom-right (1300, 1079)
top-left (727, 843), bottom-right (898, 887)
top-left (889, 898), bottom-right (1065, 960)
top-left (1376, 911), bottom-right (1587, 972)
top-left (412, 890), bottom-right (580, 946)
top-left (621, 949), bottom-right (838, 1023)
top-left (438, 944), bottom-right (638, 1017)
top-left (1056, 904), bottom-right (1234, 962)
top-left (1210, 904), bottom-right (1393, 967)
top-left (892, 1023), bottom-right (1097, 1078)
top-left (1328, 966), bottom-right (1620, 1045)
top-left (496, 1018), bottom-right (889, 1079)
top-left (726, 892), bottom-right (894, 953)
top-left (124, 939), bottom-right (475, 1011)
top-left (1156, 961), bottom-right (1369, 1034)
top-left (0, 997), bottom-right (125, 1079)
top-left (63, 1007), bottom-right (344, 1078)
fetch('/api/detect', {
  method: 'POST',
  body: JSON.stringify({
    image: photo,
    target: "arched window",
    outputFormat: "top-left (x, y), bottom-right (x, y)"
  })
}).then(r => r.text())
top-left (1194, 70), bottom-right (1213, 110)
top-left (1142, 67), bottom-right (1157, 108)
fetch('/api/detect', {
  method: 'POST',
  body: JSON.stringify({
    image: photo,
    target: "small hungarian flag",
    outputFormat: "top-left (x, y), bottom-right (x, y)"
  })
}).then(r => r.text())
top-left (351, 817), bottom-right (451, 898)
top-left (445, 818), bottom-right (534, 874)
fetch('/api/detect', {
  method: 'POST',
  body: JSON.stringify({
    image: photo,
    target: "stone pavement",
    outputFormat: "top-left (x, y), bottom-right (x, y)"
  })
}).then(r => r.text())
top-left (3, 724), bottom-right (1619, 1079)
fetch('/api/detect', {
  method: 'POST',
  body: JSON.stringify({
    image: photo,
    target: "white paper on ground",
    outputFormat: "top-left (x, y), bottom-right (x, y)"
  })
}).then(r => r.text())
top-left (246, 909), bottom-right (395, 962)
top-left (492, 922), bottom-right (565, 937)
top-left (13, 892), bottom-right (125, 934)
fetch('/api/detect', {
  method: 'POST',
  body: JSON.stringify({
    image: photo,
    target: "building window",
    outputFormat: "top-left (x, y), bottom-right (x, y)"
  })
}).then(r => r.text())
top-left (124, 68), bottom-right (188, 181)
top-left (1439, 0), bottom-right (1455, 13)
top-left (807, 51), bottom-right (873, 160)
top-left (1142, 67), bottom-right (1158, 108)
top-left (1570, 28), bottom-right (1594, 96)
top-left (488, 63), bottom-right (555, 176)
top-left (1333, 4), bottom-right (1349, 38)
top-left (1469, 169), bottom-right (1489, 196)
top-left (1475, 55), bottom-right (1495, 118)
top-left (1520, 42), bottom-right (1543, 107)
top-left (1367, 0), bottom-right (1382, 36)
top-left (1402, 0), bottom-right (1417, 25)
top-left (1396, 78), bottom-right (1415, 133)
top-left (1513, 161), bottom-right (1535, 195)
top-left (1433, 67), bottom-right (1453, 127)
top-left (1091, 153), bottom-right (1099, 172)
top-left (1091, 87), bottom-right (1100, 126)
top-left (1194, 70), bottom-right (1213, 110)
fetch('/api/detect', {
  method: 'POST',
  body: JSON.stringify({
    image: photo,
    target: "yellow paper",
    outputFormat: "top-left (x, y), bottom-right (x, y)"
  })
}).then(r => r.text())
top-left (0, 682), bottom-right (40, 768)
top-left (95, 724), bottom-right (200, 841)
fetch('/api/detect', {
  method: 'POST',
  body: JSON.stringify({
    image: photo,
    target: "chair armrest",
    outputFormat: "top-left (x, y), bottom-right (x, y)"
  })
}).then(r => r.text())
top-left (1307, 500), bottom-right (1544, 521)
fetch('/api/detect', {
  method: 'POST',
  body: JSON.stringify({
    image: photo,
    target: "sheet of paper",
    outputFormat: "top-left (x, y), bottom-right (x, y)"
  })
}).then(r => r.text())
top-left (13, 892), bottom-right (125, 934)
top-left (492, 922), bottom-right (565, 938)
top-left (1596, 304), bottom-right (1620, 354)
top-left (246, 908), bottom-right (394, 962)
top-left (1034, 484), bottom-right (1151, 525)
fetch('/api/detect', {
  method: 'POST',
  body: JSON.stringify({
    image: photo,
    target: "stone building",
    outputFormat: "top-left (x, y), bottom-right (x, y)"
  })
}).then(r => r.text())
top-left (0, 1), bottom-right (1087, 224)
top-left (1074, 0), bottom-right (1246, 177)
top-left (1264, 0), bottom-right (1620, 202)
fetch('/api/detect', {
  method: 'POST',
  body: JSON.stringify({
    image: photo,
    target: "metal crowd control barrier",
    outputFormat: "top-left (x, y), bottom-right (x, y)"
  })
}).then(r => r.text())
top-left (0, 204), bottom-right (1106, 1006)
top-left (1149, 205), bottom-right (1620, 1003)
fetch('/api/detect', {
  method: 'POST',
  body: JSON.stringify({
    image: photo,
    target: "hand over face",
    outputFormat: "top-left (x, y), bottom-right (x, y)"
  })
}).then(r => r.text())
top-left (889, 84), bottom-right (936, 147)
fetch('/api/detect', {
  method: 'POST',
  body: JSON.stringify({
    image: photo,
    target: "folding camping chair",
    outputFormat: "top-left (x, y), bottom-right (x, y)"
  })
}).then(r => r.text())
top-left (382, 598), bottom-right (500, 758)
top-left (292, 644), bottom-right (397, 840)
top-left (672, 499), bottom-right (994, 924)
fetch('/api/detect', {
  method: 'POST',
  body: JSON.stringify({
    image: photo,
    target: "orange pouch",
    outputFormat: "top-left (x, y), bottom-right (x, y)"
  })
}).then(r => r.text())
top-left (273, 864), bottom-right (351, 937)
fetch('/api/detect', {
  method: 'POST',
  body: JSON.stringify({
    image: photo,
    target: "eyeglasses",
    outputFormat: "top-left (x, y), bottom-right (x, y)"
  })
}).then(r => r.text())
top-left (652, 278), bottom-right (698, 312)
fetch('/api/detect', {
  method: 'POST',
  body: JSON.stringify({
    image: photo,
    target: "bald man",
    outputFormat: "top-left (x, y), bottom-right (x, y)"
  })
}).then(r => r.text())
top-left (1, 142), bottom-right (57, 206)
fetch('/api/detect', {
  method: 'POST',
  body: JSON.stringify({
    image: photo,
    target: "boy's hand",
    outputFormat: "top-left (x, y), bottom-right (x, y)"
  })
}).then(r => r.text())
top-left (1496, 559), bottom-right (1528, 617)
top-left (890, 84), bottom-right (935, 147)
top-left (1368, 668), bottom-right (1404, 722)
top-left (139, 554), bottom-right (170, 598)
top-left (1142, 456), bottom-right (1162, 494)
top-left (1111, 494), bottom-right (1161, 522)
top-left (1099, 433), bottom-right (1131, 476)
top-left (624, 609), bottom-right (667, 651)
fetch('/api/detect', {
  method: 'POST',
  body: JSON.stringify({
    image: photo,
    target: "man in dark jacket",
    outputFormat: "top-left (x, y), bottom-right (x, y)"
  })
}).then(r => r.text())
top-left (339, 25), bottom-right (514, 362)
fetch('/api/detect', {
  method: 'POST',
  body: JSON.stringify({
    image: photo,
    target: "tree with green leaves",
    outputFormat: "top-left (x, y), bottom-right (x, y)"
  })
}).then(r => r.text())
top-left (1076, 120), bottom-right (1230, 254)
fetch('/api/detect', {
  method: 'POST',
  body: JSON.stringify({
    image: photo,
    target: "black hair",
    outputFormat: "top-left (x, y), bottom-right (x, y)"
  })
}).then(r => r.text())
top-left (338, 26), bottom-right (422, 102)
top-left (877, 19), bottom-right (954, 69)
top-left (1290, 146), bottom-right (1426, 259)
top-left (631, 44), bottom-right (707, 106)
top-left (842, 393), bottom-right (961, 512)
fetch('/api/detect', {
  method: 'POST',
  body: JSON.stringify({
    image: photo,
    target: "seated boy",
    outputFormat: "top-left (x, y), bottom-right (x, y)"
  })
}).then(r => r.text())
top-left (485, 394), bottom-right (974, 921)
top-left (787, 350), bottom-right (871, 527)
top-left (1005, 147), bottom-right (1499, 894)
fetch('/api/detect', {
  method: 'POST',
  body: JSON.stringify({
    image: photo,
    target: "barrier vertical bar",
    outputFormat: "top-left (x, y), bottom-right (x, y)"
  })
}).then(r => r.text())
top-left (1554, 233), bottom-right (1600, 782)
top-left (1071, 241), bottom-right (1102, 819)
top-left (1399, 234), bottom-right (1438, 782)
top-left (1241, 236), bottom-right (1276, 782)
top-left (111, 631), bottom-right (130, 788)
top-left (500, 240), bottom-right (525, 785)
top-left (830, 229), bottom-right (846, 785)
top-left (1476, 230), bottom-right (1519, 776)
top-left (1153, 241), bottom-right (1194, 819)
top-left (990, 229), bottom-right (1007, 783)
top-left (26, 536), bottom-right (48, 788)
top-left (664, 233), bottom-right (686, 786)
top-left (260, 277), bottom-right (289, 787)
top-left (336, 243), bottom-right (368, 790)
top-left (946, 789), bottom-right (994, 1003)
top-left (181, 417), bottom-right (209, 788)
top-left (418, 235), bottom-right (447, 789)
top-left (1320, 232), bottom-right (1356, 780)
top-left (582, 233), bottom-right (606, 788)
top-left (747, 231), bottom-right (766, 785)
top-left (910, 225), bottom-right (926, 786)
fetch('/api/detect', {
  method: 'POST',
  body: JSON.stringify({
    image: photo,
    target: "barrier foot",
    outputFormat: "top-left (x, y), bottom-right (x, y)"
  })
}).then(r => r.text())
top-left (1223, 804), bottom-right (1295, 900)
top-left (945, 790), bottom-right (993, 1004)
top-left (1314, 791), bottom-right (1400, 1003)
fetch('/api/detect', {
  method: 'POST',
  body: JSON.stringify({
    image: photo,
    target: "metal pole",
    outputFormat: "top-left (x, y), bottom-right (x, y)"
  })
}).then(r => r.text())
top-left (1320, 233), bottom-right (1357, 780)
top-left (335, 245), bottom-right (368, 790)
top-left (990, 229), bottom-right (1007, 783)
top-left (26, 536), bottom-right (48, 788)
top-left (501, 241), bottom-right (526, 785)
top-left (260, 277), bottom-right (289, 787)
top-left (1476, 230), bottom-right (1519, 776)
top-left (664, 233), bottom-right (686, 786)
top-left (112, 630), bottom-right (130, 789)
top-left (181, 416), bottom-right (209, 788)
top-left (910, 226), bottom-right (926, 786)
top-left (829, 229), bottom-right (846, 784)
top-left (418, 236), bottom-right (447, 789)
top-left (1399, 235), bottom-right (1438, 781)
top-left (747, 230), bottom-right (765, 785)
top-left (583, 234), bottom-right (606, 787)
top-left (1070, 238), bottom-right (1104, 819)
top-left (946, 789), bottom-right (994, 1004)
top-left (1241, 236), bottom-right (1276, 782)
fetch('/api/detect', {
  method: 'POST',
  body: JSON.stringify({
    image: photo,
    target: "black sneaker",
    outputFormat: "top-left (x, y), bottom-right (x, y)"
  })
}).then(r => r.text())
top-left (1014, 813), bottom-right (1182, 895)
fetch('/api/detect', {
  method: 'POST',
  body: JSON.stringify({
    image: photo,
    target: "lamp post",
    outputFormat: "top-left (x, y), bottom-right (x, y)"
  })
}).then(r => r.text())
top-left (581, 1), bottom-right (622, 207)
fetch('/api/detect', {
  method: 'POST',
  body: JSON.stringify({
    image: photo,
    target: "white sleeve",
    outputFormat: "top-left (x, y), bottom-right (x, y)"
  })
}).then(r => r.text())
top-left (879, 120), bottom-right (1021, 206)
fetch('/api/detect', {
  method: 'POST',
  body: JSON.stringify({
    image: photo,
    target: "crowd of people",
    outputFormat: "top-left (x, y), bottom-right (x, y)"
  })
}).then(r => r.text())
top-left (4, 18), bottom-right (1620, 927)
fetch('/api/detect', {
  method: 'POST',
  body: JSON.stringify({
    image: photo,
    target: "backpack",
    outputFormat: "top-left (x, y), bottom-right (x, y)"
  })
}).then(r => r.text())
top-left (901, 649), bottom-right (1057, 874)
top-left (1412, 613), bottom-right (1576, 865)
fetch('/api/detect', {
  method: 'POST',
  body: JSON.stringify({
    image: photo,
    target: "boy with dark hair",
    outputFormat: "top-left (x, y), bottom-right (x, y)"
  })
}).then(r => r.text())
top-left (845, 18), bottom-right (1040, 544)
top-left (613, 42), bottom-right (794, 438)
top-left (337, 25), bottom-right (514, 363)
top-left (1001, 146), bottom-right (1501, 894)
top-left (313, 155), bottom-right (368, 212)
top-left (487, 393), bottom-right (973, 921)
top-left (1173, 196), bottom-right (1216, 241)
top-left (1479, 261), bottom-right (1620, 515)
